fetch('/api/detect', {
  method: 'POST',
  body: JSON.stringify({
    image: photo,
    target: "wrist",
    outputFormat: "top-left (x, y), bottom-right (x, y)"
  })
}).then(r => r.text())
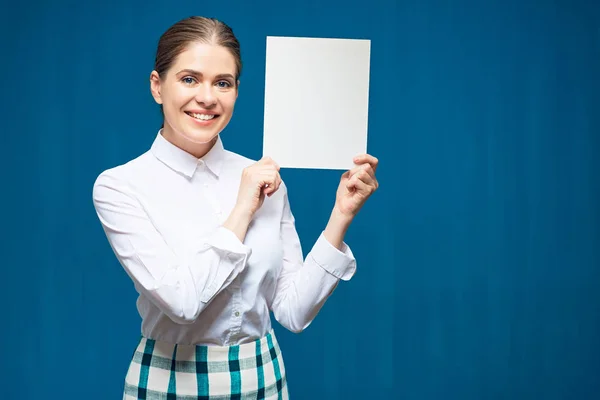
top-left (223, 205), bottom-right (254, 242)
top-left (324, 206), bottom-right (353, 250)
top-left (332, 205), bottom-right (354, 226)
top-left (231, 204), bottom-right (254, 224)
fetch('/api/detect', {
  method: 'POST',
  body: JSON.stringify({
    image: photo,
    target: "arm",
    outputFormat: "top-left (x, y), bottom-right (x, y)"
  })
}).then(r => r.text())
top-left (270, 153), bottom-right (380, 333)
top-left (270, 185), bottom-right (357, 333)
top-left (92, 171), bottom-right (252, 325)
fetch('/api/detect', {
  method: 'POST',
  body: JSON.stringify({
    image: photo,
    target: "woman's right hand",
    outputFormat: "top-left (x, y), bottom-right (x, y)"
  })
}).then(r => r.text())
top-left (234, 156), bottom-right (282, 218)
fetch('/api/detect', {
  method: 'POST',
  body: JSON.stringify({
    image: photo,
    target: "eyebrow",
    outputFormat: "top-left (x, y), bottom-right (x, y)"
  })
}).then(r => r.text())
top-left (176, 69), bottom-right (235, 80)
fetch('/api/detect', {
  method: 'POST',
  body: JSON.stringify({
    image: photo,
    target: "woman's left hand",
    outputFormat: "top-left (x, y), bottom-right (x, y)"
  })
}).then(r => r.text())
top-left (334, 154), bottom-right (379, 219)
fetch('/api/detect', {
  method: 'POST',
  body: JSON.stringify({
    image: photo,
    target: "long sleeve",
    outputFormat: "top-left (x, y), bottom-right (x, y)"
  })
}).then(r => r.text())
top-left (270, 184), bottom-right (357, 333)
top-left (92, 171), bottom-right (252, 325)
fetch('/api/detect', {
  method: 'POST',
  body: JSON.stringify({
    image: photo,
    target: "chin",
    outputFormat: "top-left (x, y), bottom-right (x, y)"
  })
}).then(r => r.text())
top-left (181, 129), bottom-right (219, 144)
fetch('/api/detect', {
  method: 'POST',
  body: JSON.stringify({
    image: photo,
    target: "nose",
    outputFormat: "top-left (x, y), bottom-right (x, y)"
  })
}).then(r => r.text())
top-left (195, 84), bottom-right (217, 107)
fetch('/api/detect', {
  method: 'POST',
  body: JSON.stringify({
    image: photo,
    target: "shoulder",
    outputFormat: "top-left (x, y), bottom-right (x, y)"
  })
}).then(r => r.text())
top-left (92, 151), bottom-right (153, 201)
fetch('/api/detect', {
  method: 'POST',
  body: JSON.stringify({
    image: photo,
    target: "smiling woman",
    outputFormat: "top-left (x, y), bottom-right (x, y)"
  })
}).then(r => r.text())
top-left (150, 17), bottom-right (241, 157)
top-left (92, 15), bottom-right (379, 400)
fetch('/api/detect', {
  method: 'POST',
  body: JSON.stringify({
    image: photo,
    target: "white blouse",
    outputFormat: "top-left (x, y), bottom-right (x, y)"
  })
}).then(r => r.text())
top-left (92, 131), bottom-right (357, 346)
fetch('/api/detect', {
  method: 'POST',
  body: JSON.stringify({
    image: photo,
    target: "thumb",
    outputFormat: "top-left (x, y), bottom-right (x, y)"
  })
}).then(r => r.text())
top-left (346, 174), bottom-right (358, 191)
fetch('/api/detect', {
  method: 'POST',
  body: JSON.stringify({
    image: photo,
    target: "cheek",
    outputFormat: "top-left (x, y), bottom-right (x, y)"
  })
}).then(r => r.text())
top-left (164, 86), bottom-right (192, 108)
top-left (220, 92), bottom-right (238, 112)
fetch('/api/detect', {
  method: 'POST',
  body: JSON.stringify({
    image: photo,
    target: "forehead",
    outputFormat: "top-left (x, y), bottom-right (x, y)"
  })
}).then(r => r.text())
top-left (171, 42), bottom-right (237, 75)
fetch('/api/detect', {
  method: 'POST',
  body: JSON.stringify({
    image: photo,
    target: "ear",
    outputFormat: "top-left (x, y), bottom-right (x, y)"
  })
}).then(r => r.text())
top-left (150, 70), bottom-right (163, 104)
top-left (236, 79), bottom-right (240, 99)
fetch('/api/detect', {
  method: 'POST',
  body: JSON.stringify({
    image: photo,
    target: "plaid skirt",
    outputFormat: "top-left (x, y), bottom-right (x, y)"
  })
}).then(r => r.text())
top-left (122, 330), bottom-right (289, 399)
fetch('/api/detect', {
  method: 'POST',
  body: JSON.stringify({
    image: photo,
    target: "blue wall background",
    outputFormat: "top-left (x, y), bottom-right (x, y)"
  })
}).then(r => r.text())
top-left (2, 0), bottom-right (599, 398)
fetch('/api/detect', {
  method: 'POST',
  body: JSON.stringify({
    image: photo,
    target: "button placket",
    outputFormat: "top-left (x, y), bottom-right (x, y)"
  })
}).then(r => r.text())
top-left (230, 284), bottom-right (242, 332)
top-left (201, 180), bottom-right (224, 223)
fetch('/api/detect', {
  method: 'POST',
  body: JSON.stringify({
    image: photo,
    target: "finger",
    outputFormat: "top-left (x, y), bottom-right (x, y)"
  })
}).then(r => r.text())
top-left (254, 171), bottom-right (273, 187)
top-left (348, 176), bottom-right (375, 195)
top-left (346, 164), bottom-right (364, 180)
top-left (260, 171), bottom-right (281, 195)
top-left (267, 175), bottom-right (283, 197)
top-left (254, 165), bottom-right (279, 181)
top-left (346, 172), bottom-right (361, 191)
top-left (359, 163), bottom-right (376, 179)
top-left (264, 179), bottom-right (277, 196)
top-left (355, 169), bottom-right (376, 188)
top-left (260, 156), bottom-right (280, 171)
top-left (256, 164), bottom-right (280, 180)
top-left (347, 169), bottom-right (378, 193)
top-left (347, 163), bottom-right (375, 181)
top-left (353, 154), bottom-right (379, 172)
top-left (259, 171), bottom-right (277, 186)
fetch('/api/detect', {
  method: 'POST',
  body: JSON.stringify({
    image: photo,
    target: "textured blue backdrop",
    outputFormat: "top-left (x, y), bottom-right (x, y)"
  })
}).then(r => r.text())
top-left (2, 0), bottom-right (599, 398)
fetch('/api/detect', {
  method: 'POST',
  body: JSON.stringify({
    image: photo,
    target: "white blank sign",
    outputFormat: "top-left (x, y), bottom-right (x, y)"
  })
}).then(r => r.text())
top-left (263, 36), bottom-right (371, 170)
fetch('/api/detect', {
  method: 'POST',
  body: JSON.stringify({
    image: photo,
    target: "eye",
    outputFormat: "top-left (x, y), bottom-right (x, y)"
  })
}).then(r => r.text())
top-left (181, 76), bottom-right (197, 85)
top-left (216, 80), bottom-right (232, 88)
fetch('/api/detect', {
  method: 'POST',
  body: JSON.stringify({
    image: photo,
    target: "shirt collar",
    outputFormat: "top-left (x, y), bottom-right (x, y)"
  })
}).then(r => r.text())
top-left (150, 130), bottom-right (225, 178)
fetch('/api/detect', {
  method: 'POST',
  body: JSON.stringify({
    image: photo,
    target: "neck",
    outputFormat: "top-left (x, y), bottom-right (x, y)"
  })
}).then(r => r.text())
top-left (161, 125), bottom-right (217, 159)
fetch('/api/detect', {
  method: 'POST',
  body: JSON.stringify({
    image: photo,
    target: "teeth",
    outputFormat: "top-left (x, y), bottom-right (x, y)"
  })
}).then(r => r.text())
top-left (188, 112), bottom-right (216, 120)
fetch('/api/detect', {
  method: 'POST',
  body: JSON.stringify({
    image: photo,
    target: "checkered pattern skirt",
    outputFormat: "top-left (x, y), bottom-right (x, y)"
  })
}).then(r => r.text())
top-left (122, 330), bottom-right (289, 399)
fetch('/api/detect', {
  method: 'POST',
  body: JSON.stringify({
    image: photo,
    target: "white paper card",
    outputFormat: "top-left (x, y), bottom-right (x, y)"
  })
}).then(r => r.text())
top-left (263, 36), bottom-right (371, 170)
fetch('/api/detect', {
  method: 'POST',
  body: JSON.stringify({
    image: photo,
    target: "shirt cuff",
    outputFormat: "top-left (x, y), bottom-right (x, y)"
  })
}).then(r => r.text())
top-left (198, 227), bottom-right (253, 303)
top-left (205, 226), bottom-right (253, 259)
top-left (309, 232), bottom-right (357, 281)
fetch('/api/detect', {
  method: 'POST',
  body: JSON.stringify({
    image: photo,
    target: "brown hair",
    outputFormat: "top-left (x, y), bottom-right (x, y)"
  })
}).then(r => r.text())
top-left (154, 16), bottom-right (242, 82)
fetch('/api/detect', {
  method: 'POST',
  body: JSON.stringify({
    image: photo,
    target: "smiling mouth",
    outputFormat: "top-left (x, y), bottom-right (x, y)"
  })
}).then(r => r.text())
top-left (185, 111), bottom-right (220, 121)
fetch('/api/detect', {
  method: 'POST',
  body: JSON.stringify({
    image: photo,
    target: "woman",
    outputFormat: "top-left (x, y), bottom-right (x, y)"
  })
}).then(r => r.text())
top-left (93, 16), bottom-right (379, 399)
